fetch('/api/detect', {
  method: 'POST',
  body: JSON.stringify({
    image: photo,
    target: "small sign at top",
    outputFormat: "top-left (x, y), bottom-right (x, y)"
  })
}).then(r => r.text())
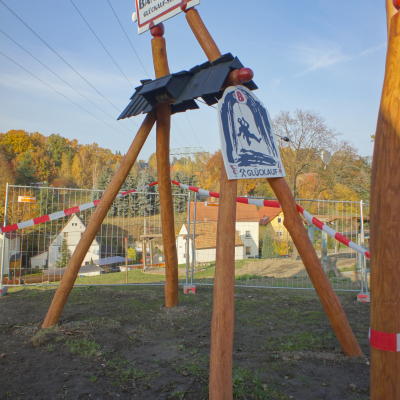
top-left (134, 0), bottom-right (200, 34)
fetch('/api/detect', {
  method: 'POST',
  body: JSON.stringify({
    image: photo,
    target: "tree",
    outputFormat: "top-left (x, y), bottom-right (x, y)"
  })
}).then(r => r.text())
top-left (262, 230), bottom-right (278, 259)
top-left (60, 153), bottom-right (71, 178)
top-left (55, 239), bottom-right (72, 269)
top-left (148, 152), bottom-right (157, 172)
top-left (273, 109), bottom-right (339, 197)
top-left (15, 153), bottom-right (36, 185)
top-left (71, 154), bottom-right (83, 186)
top-left (127, 247), bottom-right (136, 261)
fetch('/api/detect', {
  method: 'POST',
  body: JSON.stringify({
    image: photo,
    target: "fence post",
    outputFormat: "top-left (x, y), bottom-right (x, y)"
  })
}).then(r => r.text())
top-left (191, 193), bottom-right (197, 287)
top-left (321, 231), bottom-right (328, 273)
top-left (185, 192), bottom-right (191, 287)
top-left (1, 182), bottom-right (9, 289)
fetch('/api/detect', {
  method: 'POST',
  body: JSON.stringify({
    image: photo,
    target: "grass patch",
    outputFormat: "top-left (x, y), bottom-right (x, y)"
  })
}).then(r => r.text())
top-left (265, 331), bottom-right (335, 352)
top-left (232, 367), bottom-right (286, 399)
top-left (66, 338), bottom-right (101, 358)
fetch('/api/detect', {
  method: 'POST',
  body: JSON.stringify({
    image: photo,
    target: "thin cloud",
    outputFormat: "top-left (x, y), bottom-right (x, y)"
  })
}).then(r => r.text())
top-left (292, 42), bottom-right (386, 77)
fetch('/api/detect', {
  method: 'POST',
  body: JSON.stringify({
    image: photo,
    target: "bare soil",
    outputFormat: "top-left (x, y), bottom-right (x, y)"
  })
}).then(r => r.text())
top-left (0, 285), bottom-right (370, 400)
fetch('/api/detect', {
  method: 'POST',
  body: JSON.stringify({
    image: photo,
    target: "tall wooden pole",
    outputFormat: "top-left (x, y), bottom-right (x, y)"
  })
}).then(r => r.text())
top-left (386, 0), bottom-right (397, 36)
top-left (370, 9), bottom-right (400, 399)
top-left (42, 111), bottom-right (156, 328)
top-left (185, 5), bottom-right (362, 363)
top-left (267, 179), bottom-right (363, 357)
top-left (151, 24), bottom-right (179, 308)
top-left (185, 8), bottom-right (236, 399)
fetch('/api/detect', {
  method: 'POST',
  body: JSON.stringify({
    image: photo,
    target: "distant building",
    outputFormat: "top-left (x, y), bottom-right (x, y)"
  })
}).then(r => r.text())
top-left (176, 221), bottom-right (244, 264)
top-left (0, 232), bottom-right (21, 275)
top-left (176, 202), bottom-right (259, 264)
top-left (47, 214), bottom-right (100, 269)
top-left (258, 206), bottom-right (289, 240)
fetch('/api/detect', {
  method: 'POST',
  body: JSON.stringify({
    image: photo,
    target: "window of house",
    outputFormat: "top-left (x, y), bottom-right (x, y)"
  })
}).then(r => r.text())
top-left (64, 232), bottom-right (68, 238)
top-left (276, 231), bottom-right (283, 237)
top-left (85, 261), bottom-right (89, 265)
top-left (278, 217), bottom-right (282, 223)
top-left (245, 231), bottom-right (251, 238)
top-left (72, 223), bottom-right (77, 227)
top-left (246, 247), bottom-right (251, 255)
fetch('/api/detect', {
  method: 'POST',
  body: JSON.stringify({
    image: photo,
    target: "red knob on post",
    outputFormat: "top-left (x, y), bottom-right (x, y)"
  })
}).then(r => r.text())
top-left (180, 0), bottom-right (189, 12)
top-left (150, 23), bottom-right (165, 37)
top-left (237, 68), bottom-right (254, 83)
top-left (394, 0), bottom-right (400, 10)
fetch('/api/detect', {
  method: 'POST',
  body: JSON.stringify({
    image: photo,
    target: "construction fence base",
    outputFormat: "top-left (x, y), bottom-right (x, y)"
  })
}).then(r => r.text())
top-left (184, 285), bottom-right (197, 294)
top-left (357, 293), bottom-right (370, 303)
top-left (0, 286), bottom-right (8, 297)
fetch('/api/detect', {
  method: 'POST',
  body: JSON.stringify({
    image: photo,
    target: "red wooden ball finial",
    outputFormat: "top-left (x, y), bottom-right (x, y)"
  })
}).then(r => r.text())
top-left (394, 0), bottom-right (400, 10)
top-left (180, 0), bottom-right (189, 12)
top-left (237, 68), bottom-right (254, 83)
top-left (150, 23), bottom-right (165, 37)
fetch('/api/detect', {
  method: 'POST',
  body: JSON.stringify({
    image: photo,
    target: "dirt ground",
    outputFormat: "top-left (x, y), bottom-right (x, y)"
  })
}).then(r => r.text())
top-left (0, 285), bottom-right (370, 400)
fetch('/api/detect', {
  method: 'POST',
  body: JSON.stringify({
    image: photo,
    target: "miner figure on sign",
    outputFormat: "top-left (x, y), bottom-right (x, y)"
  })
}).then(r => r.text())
top-left (237, 117), bottom-right (261, 146)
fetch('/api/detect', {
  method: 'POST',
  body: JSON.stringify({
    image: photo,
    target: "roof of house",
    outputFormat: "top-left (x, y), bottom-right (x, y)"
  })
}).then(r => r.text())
top-left (48, 214), bottom-right (99, 247)
top-left (189, 202), bottom-right (259, 223)
top-left (258, 206), bottom-right (282, 225)
top-left (1, 232), bottom-right (21, 240)
top-left (44, 264), bottom-right (104, 276)
top-left (182, 221), bottom-right (243, 250)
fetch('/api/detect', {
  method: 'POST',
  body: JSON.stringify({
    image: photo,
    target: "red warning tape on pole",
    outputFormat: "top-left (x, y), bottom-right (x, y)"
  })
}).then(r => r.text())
top-left (1, 180), bottom-right (369, 259)
top-left (369, 328), bottom-right (400, 352)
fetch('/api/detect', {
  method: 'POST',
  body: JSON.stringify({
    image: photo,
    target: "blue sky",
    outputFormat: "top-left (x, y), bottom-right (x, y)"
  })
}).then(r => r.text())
top-left (0, 0), bottom-right (387, 160)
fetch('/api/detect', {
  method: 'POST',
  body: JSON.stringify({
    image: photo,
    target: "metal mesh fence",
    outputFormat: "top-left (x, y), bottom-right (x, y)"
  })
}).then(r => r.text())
top-left (186, 195), bottom-right (369, 292)
top-left (1, 185), bottom-right (369, 292)
top-left (0, 185), bottom-right (189, 286)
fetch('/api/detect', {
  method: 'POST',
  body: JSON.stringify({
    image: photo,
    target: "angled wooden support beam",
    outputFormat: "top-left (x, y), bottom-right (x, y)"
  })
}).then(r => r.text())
top-left (151, 24), bottom-right (179, 308)
top-left (185, 7), bottom-right (236, 399)
top-left (267, 178), bottom-right (363, 357)
top-left (42, 110), bottom-right (156, 328)
top-left (370, 9), bottom-right (400, 399)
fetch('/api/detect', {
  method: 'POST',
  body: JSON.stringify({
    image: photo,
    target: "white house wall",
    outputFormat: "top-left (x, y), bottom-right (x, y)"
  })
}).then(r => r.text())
top-left (236, 221), bottom-right (259, 258)
top-left (0, 235), bottom-right (21, 275)
top-left (47, 215), bottom-right (100, 269)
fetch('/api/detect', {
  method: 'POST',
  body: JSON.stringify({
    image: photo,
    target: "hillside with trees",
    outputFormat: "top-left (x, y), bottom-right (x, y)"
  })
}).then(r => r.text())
top-left (0, 109), bottom-right (371, 221)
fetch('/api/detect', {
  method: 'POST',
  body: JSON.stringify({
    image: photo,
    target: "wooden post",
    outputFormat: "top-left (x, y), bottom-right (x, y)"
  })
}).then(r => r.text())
top-left (151, 23), bottom-right (179, 308)
top-left (185, 8), bottom-right (238, 399)
top-left (387, 0), bottom-right (397, 35)
top-left (42, 111), bottom-right (156, 328)
top-left (125, 237), bottom-right (128, 284)
top-left (268, 178), bottom-right (363, 357)
top-left (370, 9), bottom-right (400, 399)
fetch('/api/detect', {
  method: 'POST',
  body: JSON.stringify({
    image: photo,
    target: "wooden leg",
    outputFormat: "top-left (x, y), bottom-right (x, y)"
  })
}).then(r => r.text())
top-left (151, 29), bottom-right (179, 308)
top-left (42, 111), bottom-right (156, 328)
top-left (370, 11), bottom-right (400, 399)
top-left (209, 166), bottom-right (237, 400)
top-left (268, 177), bottom-right (363, 357)
top-left (156, 104), bottom-right (178, 308)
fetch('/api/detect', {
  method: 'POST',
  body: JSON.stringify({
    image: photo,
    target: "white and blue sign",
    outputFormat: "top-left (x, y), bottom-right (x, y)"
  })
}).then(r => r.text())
top-left (218, 86), bottom-right (286, 180)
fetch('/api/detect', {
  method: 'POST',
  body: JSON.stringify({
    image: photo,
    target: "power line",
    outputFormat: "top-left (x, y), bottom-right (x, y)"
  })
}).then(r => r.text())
top-left (106, 0), bottom-right (150, 78)
top-left (68, 0), bottom-right (134, 88)
top-left (185, 113), bottom-right (203, 147)
top-left (0, 51), bottom-right (155, 151)
top-left (0, 29), bottom-right (143, 138)
top-left (0, 0), bottom-right (134, 120)
top-left (172, 119), bottom-right (191, 146)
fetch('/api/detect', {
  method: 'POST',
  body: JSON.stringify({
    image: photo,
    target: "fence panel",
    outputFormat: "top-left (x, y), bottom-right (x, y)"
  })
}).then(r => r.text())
top-left (187, 195), bottom-right (369, 292)
top-left (1, 184), bottom-right (369, 293)
top-left (0, 185), bottom-right (188, 286)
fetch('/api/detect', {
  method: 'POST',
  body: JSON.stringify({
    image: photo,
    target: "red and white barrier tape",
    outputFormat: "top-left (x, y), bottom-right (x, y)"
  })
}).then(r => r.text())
top-left (369, 328), bottom-right (400, 352)
top-left (1, 179), bottom-right (369, 259)
top-left (171, 181), bottom-right (370, 259)
top-left (0, 182), bottom-right (158, 235)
